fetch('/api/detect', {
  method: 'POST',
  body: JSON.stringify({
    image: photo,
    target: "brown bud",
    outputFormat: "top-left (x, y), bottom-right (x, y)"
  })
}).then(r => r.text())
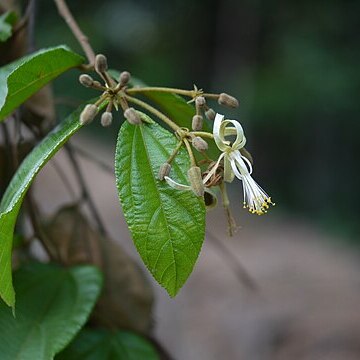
top-left (124, 108), bottom-right (141, 125)
top-left (218, 93), bottom-right (239, 108)
top-left (119, 71), bottom-right (131, 85)
top-left (192, 136), bottom-right (208, 152)
top-left (158, 162), bottom-right (171, 180)
top-left (79, 74), bottom-right (93, 87)
top-left (101, 112), bottom-right (113, 127)
top-left (95, 54), bottom-right (108, 73)
top-left (195, 96), bottom-right (206, 107)
top-left (192, 115), bottom-right (203, 131)
top-left (187, 166), bottom-right (204, 197)
top-left (92, 80), bottom-right (103, 88)
top-left (205, 108), bottom-right (216, 121)
top-left (80, 104), bottom-right (98, 125)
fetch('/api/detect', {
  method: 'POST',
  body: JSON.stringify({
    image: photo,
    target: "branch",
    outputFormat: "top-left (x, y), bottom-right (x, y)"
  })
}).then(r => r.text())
top-left (64, 142), bottom-right (107, 237)
top-left (206, 231), bottom-right (259, 292)
top-left (53, 0), bottom-right (95, 65)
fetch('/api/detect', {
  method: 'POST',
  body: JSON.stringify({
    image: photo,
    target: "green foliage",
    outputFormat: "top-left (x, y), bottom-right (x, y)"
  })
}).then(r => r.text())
top-left (0, 11), bottom-right (17, 42)
top-left (57, 329), bottom-right (159, 360)
top-left (0, 107), bottom-right (83, 308)
top-left (115, 116), bottom-right (206, 296)
top-left (0, 262), bottom-right (102, 360)
top-left (0, 45), bottom-right (83, 121)
top-left (141, 90), bottom-right (219, 158)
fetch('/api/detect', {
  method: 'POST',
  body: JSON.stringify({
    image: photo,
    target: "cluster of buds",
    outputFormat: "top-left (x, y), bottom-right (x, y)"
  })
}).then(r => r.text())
top-left (77, 55), bottom-right (272, 225)
top-left (79, 54), bottom-right (141, 127)
top-left (191, 90), bottom-right (239, 132)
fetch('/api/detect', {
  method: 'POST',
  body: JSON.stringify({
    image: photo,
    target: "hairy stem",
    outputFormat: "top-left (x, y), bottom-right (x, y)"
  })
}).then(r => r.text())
top-left (191, 131), bottom-right (214, 139)
top-left (183, 138), bottom-right (197, 167)
top-left (126, 87), bottom-right (198, 98)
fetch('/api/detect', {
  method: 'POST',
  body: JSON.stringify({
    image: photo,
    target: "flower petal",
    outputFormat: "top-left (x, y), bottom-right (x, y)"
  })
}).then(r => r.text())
top-left (202, 152), bottom-right (225, 185)
top-left (213, 113), bottom-right (229, 151)
top-left (164, 176), bottom-right (191, 191)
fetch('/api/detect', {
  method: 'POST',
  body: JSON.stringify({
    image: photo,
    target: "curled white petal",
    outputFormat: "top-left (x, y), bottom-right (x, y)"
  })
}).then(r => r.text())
top-left (213, 113), bottom-right (228, 151)
top-left (224, 119), bottom-right (246, 150)
top-left (213, 113), bottom-right (246, 152)
top-left (202, 152), bottom-right (225, 185)
top-left (164, 176), bottom-right (191, 191)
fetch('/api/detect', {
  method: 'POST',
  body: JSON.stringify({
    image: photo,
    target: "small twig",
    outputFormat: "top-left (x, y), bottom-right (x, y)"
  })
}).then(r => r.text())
top-left (64, 142), bottom-right (107, 237)
top-left (206, 230), bottom-right (259, 292)
top-left (26, 0), bottom-right (36, 53)
top-left (53, 0), bottom-right (95, 65)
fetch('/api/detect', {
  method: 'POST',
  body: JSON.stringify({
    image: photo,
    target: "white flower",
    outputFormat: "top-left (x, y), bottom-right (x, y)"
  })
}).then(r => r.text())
top-left (205, 113), bottom-right (274, 215)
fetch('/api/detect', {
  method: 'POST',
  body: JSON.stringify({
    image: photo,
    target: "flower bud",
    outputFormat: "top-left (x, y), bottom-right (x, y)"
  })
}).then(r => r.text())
top-left (195, 96), bottom-right (206, 107)
top-left (119, 71), bottom-right (131, 85)
top-left (80, 104), bottom-right (98, 125)
top-left (205, 108), bottom-right (216, 121)
top-left (192, 136), bottom-right (208, 152)
top-left (192, 115), bottom-right (203, 131)
top-left (101, 112), bottom-right (113, 127)
top-left (218, 93), bottom-right (239, 108)
top-left (79, 74), bottom-right (93, 87)
top-left (158, 162), bottom-right (171, 180)
top-left (92, 80), bottom-right (103, 88)
top-left (124, 107), bottom-right (141, 125)
top-left (95, 54), bottom-right (108, 73)
top-left (187, 166), bottom-right (204, 196)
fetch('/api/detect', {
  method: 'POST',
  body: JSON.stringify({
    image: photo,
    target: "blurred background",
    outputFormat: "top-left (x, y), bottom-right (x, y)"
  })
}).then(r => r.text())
top-left (13, 0), bottom-right (360, 358)
top-left (36, 0), bottom-right (360, 239)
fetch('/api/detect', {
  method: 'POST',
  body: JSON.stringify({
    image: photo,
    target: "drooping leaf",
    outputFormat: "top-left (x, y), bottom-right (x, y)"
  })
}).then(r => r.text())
top-left (0, 262), bottom-right (102, 360)
top-left (56, 328), bottom-right (159, 360)
top-left (0, 106), bottom-right (83, 307)
top-left (0, 45), bottom-right (84, 121)
top-left (115, 115), bottom-right (206, 297)
top-left (0, 11), bottom-right (17, 42)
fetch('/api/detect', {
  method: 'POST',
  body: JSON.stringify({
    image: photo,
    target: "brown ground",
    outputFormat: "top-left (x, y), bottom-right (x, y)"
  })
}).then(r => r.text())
top-left (34, 133), bottom-right (360, 360)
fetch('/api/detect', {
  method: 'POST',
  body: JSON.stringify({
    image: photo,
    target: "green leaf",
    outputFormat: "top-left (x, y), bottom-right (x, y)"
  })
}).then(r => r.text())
top-left (0, 262), bottom-right (102, 360)
top-left (57, 329), bottom-right (159, 360)
top-left (115, 115), bottom-right (206, 297)
top-left (0, 11), bottom-right (17, 42)
top-left (0, 45), bottom-right (84, 121)
top-left (0, 106), bottom-right (83, 307)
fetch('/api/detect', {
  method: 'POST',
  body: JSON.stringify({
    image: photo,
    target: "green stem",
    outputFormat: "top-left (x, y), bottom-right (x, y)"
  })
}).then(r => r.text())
top-left (167, 141), bottom-right (183, 164)
top-left (126, 87), bottom-right (198, 98)
top-left (124, 94), bottom-right (180, 131)
top-left (183, 138), bottom-right (197, 166)
top-left (192, 131), bottom-right (214, 139)
top-left (202, 93), bottom-right (220, 100)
